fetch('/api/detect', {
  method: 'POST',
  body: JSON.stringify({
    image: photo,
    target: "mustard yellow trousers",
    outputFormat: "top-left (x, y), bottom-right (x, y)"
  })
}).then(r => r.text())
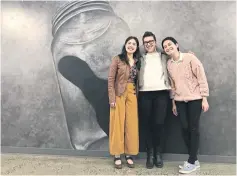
top-left (109, 83), bottom-right (139, 155)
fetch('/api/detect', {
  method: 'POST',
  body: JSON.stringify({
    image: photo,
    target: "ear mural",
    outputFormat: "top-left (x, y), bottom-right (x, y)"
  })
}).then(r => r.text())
top-left (1, 1), bottom-right (235, 157)
top-left (51, 0), bottom-right (130, 150)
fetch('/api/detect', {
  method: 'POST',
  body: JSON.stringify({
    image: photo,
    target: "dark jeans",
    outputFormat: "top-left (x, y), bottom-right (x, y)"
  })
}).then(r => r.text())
top-left (175, 99), bottom-right (202, 164)
top-left (138, 90), bottom-right (169, 153)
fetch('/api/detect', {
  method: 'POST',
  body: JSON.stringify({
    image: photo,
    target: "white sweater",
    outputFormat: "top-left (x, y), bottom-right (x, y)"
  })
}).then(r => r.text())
top-left (139, 52), bottom-right (170, 91)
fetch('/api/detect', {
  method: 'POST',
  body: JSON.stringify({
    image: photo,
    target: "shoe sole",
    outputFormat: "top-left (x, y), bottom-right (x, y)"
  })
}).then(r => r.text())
top-left (146, 165), bottom-right (154, 169)
top-left (179, 165), bottom-right (200, 169)
top-left (114, 164), bottom-right (122, 169)
top-left (127, 163), bottom-right (135, 168)
top-left (179, 168), bottom-right (197, 174)
top-left (155, 164), bottom-right (163, 168)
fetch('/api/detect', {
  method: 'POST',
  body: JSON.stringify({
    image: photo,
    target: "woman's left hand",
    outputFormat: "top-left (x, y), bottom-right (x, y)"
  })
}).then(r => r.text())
top-left (202, 97), bottom-right (209, 112)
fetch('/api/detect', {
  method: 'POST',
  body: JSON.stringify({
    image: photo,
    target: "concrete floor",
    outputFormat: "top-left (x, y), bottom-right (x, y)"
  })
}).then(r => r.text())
top-left (1, 154), bottom-right (236, 175)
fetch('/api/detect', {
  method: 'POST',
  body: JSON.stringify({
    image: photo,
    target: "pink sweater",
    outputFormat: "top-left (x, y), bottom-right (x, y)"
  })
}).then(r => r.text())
top-left (167, 53), bottom-right (209, 102)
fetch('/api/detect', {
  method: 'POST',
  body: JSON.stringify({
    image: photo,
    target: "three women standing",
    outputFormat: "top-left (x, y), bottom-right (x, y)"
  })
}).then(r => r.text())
top-left (107, 35), bottom-right (210, 174)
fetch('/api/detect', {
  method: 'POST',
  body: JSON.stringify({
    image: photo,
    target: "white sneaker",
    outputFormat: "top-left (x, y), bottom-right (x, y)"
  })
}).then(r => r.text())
top-left (179, 160), bottom-right (200, 169)
top-left (179, 162), bottom-right (196, 174)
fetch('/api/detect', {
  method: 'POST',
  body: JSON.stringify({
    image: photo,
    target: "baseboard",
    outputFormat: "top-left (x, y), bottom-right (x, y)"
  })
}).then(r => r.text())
top-left (1, 146), bottom-right (236, 164)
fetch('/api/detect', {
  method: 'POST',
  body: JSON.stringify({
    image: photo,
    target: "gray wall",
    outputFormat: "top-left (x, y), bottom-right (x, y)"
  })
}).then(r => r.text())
top-left (1, 1), bottom-right (236, 156)
top-left (1, 1), bottom-right (72, 149)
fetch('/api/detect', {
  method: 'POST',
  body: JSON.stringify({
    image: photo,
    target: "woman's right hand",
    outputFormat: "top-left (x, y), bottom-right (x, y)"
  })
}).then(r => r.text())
top-left (110, 102), bottom-right (116, 108)
top-left (172, 100), bottom-right (178, 116)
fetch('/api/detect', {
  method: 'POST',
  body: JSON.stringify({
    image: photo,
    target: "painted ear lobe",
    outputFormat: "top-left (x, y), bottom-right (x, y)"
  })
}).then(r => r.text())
top-left (58, 56), bottom-right (95, 85)
top-left (58, 56), bottom-right (109, 136)
top-left (58, 56), bottom-right (98, 107)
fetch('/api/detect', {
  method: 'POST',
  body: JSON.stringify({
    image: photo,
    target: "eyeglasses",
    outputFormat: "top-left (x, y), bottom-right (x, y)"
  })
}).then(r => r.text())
top-left (143, 40), bottom-right (155, 46)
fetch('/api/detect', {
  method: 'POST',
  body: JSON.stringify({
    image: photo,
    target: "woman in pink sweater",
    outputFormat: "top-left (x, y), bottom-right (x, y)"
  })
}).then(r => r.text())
top-left (161, 37), bottom-right (209, 174)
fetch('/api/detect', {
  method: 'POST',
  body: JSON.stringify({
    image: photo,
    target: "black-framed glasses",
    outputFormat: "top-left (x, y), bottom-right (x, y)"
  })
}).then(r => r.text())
top-left (143, 40), bottom-right (155, 46)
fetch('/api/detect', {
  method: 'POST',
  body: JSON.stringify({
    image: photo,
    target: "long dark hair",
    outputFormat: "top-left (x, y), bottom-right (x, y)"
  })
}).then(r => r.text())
top-left (118, 36), bottom-right (141, 70)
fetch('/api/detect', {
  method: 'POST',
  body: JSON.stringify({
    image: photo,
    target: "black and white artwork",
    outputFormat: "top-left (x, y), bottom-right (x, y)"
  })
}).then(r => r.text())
top-left (1, 0), bottom-right (236, 156)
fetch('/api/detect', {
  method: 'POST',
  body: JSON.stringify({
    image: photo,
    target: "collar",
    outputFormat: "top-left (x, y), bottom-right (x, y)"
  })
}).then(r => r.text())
top-left (171, 52), bottom-right (183, 63)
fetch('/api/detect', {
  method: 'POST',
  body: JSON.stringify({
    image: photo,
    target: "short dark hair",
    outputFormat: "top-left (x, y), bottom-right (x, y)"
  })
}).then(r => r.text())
top-left (142, 31), bottom-right (156, 43)
top-left (161, 37), bottom-right (179, 51)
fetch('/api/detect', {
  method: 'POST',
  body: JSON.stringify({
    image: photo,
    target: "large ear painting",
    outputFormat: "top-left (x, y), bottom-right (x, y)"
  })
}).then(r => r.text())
top-left (51, 0), bottom-right (130, 150)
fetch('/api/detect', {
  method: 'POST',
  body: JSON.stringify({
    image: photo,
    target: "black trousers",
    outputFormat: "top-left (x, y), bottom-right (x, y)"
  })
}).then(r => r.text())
top-left (175, 99), bottom-right (202, 164)
top-left (138, 90), bottom-right (169, 153)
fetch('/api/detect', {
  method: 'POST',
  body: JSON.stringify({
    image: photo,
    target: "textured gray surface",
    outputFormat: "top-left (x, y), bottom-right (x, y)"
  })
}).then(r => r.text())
top-left (1, 1), bottom-right (236, 156)
top-left (1, 1), bottom-right (72, 149)
top-left (1, 154), bottom-right (236, 175)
